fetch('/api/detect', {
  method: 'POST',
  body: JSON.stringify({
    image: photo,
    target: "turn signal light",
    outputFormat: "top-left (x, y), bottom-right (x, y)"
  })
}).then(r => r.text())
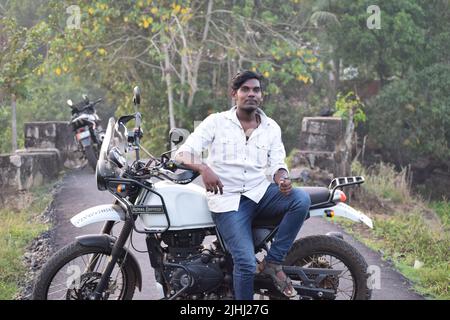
top-left (117, 184), bottom-right (126, 193)
top-left (325, 210), bottom-right (335, 218)
top-left (340, 191), bottom-right (347, 202)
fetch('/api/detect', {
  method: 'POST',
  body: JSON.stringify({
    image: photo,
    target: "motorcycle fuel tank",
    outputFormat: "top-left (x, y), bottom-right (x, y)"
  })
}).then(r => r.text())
top-left (137, 181), bottom-right (214, 232)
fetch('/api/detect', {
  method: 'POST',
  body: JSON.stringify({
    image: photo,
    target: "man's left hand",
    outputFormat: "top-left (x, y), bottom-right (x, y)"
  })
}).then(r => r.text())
top-left (279, 178), bottom-right (292, 196)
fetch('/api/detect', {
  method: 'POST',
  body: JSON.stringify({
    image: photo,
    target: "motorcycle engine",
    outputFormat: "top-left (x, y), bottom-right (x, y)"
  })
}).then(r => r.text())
top-left (169, 254), bottom-right (224, 296)
top-left (162, 230), bottom-right (225, 298)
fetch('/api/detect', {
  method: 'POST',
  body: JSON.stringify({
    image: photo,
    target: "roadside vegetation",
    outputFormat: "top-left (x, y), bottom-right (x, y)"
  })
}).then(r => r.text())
top-left (339, 161), bottom-right (450, 300)
top-left (0, 182), bottom-right (54, 299)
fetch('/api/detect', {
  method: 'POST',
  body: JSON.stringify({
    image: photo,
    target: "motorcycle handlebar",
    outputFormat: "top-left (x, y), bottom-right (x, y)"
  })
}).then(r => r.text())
top-left (69, 98), bottom-right (102, 112)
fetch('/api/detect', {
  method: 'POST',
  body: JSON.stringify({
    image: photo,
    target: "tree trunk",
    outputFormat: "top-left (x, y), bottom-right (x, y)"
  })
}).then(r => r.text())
top-left (330, 55), bottom-right (340, 106)
top-left (186, 0), bottom-right (213, 109)
top-left (11, 93), bottom-right (17, 152)
top-left (341, 108), bottom-right (354, 177)
top-left (163, 44), bottom-right (176, 130)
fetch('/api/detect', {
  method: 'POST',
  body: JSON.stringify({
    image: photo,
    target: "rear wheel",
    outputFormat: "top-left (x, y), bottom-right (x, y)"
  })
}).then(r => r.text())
top-left (84, 145), bottom-right (98, 171)
top-left (32, 241), bottom-right (136, 300)
top-left (259, 235), bottom-right (371, 300)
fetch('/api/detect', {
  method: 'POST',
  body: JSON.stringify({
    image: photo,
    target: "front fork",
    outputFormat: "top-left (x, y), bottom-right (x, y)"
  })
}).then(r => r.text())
top-left (101, 220), bottom-right (115, 235)
top-left (90, 218), bottom-right (134, 300)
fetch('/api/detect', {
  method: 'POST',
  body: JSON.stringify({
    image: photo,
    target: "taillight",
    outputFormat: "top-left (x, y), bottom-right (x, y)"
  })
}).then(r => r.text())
top-left (333, 190), bottom-right (347, 202)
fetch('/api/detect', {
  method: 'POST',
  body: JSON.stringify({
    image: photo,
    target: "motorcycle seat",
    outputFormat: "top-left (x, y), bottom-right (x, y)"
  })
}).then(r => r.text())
top-left (252, 187), bottom-right (330, 228)
top-left (301, 187), bottom-right (330, 205)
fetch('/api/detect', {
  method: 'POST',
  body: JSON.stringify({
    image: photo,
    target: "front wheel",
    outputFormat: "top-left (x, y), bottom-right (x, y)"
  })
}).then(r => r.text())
top-left (283, 235), bottom-right (372, 300)
top-left (32, 241), bottom-right (136, 300)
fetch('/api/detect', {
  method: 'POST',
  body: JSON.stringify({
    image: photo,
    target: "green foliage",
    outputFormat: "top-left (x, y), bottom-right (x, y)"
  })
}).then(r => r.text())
top-left (352, 160), bottom-right (412, 204)
top-left (429, 199), bottom-right (450, 227)
top-left (314, 0), bottom-right (427, 81)
top-left (36, 0), bottom-right (325, 155)
top-left (0, 17), bottom-right (51, 97)
top-left (366, 63), bottom-right (450, 167)
top-left (334, 91), bottom-right (366, 125)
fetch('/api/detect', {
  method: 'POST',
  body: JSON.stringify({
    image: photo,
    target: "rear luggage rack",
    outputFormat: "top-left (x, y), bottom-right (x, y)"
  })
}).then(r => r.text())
top-left (326, 176), bottom-right (365, 204)
top-left (328, 176), bottom-right (365, 191)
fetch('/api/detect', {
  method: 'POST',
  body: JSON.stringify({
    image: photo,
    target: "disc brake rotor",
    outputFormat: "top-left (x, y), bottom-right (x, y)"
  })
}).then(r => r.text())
top-left (65, 271), bottom-right (117, 300)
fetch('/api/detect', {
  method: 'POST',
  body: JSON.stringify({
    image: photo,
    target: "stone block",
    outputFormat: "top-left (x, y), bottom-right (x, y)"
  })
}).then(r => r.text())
top-left (24, 121), bottom-right (78, 168)
top-left (0, 151), bottom-right (60, 193)
top-left (299, 117), bottom-right (344, 152)
top-left (296, 117), bottom-right (346, 176)
top-left (24, 121), bottom-right (73, 150)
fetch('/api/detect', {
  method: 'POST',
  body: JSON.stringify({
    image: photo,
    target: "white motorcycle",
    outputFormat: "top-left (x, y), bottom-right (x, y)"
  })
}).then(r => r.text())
top-left (33, 88), bottom-right (373, 300)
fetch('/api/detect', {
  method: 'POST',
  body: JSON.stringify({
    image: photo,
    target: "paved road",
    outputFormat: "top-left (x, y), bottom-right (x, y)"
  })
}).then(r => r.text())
top-left (50, 167), bottom-right (424, 300)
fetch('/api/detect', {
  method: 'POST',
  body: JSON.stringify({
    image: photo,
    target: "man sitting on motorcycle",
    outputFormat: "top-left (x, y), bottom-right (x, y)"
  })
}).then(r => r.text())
top-left (174, 70), bottom-right (311, 300)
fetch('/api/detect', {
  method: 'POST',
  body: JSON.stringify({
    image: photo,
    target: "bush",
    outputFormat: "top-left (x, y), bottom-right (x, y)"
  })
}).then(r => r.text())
top-left (366, 63), bottom-right (450, 169)
top-left (352, 160), bottom-right (412, 205)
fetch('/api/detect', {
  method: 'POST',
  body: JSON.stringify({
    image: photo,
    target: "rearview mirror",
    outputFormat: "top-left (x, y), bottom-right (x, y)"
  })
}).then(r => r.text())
top-left (169, 128), bottom-right (190, 147)
top-left (67, 99), bottom-right (73, 107)
top-left (82, 94), bottom-right (89, 103)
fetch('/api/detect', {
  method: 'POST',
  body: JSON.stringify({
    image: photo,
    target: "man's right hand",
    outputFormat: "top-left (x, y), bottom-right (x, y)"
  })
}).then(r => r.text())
top-left (199, 165), bottom-right (224, 195)
top-left (175, 152), bottom-right (223, 194)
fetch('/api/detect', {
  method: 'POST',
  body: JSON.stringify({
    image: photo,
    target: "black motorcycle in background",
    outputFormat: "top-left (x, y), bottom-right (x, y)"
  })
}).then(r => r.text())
top-left (67, 95), bottom-right (104, 171)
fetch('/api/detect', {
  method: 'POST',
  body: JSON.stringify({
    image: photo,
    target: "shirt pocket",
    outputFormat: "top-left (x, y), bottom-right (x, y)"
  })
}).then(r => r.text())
top-left (253, 142), bottom-right (270, 167)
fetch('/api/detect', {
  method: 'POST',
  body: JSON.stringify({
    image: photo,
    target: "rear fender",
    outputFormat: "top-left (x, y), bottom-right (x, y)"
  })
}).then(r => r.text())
top-left (309, 202), bottom-right (373, 229)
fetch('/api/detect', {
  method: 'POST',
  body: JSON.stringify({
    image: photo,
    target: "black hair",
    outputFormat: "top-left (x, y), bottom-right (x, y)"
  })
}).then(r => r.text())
top-left (230, 70), bottom-right (265, 92)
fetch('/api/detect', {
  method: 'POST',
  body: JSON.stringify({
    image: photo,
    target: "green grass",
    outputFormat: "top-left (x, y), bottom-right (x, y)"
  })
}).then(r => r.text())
top-left (0, 182), bottom-right (54, 300)
top-left (429, 198), bottom-right (450, 227)
top-left (352, 160), bottom-right (412, 204)
top-left (336, 161), bottom-right (450, 299)
top-left (337, 211), bottom-right (449, 299)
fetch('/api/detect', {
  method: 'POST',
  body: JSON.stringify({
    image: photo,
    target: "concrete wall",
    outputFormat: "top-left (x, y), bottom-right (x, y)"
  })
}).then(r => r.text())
top-left (292, 117), bottom-right (346, 176)
top-left (1, 121), bottom-right (83, 205)
top-left (24, 121), bottom-right (86, 169)
top-left (0, 151), bottom-right (60, 190)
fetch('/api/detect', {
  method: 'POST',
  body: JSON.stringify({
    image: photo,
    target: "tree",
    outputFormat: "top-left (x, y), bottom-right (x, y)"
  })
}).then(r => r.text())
top-left (44, 0), bottom-right (322, 153)
top-left (366, 63), bottom-right (450, 178)
top-left (333, 91), bottom-right (366, 176)
top-left (0, 16), bottom-right (50, 152)
top-left (310, 0), bottom-right (426, 86)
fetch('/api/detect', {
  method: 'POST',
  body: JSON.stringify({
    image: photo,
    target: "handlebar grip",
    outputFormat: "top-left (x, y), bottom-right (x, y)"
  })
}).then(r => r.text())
top-left (165, 160), bottom-right (192, 171)
top-left (90, 98), bottom-right (102, 107)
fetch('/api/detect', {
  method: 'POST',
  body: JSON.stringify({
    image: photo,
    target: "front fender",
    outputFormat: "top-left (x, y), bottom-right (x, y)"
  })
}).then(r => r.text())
top-left (76, 234), bottom-right (142, 292)
top-left (70, 204), bottom-right (126, 228)
top-left (309, 202), bottom-right (373, 229)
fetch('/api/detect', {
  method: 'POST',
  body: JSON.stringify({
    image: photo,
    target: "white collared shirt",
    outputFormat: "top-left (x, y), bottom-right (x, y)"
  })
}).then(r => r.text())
top-left (174, 106), bottom-right (289, 212)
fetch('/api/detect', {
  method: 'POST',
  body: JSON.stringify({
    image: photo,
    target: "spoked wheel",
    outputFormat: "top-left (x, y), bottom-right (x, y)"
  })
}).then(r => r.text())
top-left (32, 241), bottom-right (136, 300)
top-left (257, 235), bottom-right (371, 300)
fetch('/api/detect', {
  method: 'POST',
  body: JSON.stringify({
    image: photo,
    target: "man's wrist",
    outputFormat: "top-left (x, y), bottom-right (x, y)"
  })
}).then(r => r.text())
top-left (198, 163), bottom-right (208, 174)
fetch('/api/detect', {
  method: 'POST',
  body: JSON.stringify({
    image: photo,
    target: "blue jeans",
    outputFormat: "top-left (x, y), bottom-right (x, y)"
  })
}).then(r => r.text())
top-left (211, 183), bottom-right (311, 300)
